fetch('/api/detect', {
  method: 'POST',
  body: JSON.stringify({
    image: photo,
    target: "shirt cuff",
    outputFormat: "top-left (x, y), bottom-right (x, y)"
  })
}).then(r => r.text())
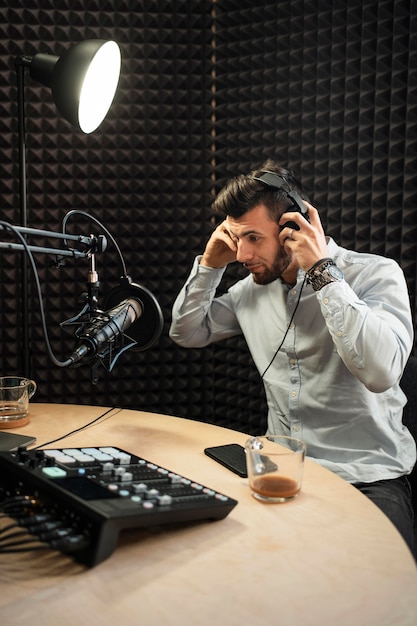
top-left (187, 255), bottom-right (226, 290)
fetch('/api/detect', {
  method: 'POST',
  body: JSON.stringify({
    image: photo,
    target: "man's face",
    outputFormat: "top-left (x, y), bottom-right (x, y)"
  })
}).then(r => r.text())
top-left (226, 204), bottom-right (294, 285)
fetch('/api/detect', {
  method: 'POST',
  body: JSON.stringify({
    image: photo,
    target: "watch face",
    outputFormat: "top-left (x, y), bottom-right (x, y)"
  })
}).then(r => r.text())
top-left (328, 265), bottom-right (344, 280)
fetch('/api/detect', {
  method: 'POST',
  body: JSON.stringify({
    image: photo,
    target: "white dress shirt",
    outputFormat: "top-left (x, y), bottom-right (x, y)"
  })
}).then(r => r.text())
top-left (170, 238), bottom-right (416, 483)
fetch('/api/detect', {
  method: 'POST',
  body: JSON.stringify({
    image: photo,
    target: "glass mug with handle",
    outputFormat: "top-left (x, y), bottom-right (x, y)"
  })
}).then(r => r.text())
top-left (0, 376), bottom-right (37, 428)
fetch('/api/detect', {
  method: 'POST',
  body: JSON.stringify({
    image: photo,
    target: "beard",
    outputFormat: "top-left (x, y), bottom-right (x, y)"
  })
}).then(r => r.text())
top-left (250, 248), bottom-right (292, 285)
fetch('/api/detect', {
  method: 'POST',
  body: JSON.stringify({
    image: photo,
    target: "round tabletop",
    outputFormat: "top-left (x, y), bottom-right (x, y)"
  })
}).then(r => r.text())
top-left (1, 403), bottom-right (416, 626)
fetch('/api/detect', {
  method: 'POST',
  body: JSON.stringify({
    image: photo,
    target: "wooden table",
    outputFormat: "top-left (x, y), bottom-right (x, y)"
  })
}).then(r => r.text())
top-left (1, 403), bottom-right (416, 626)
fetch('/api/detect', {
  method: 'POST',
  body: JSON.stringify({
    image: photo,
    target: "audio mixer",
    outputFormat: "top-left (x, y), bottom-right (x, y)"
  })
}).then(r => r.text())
top-left (0, 445), bottom-right (238, 566)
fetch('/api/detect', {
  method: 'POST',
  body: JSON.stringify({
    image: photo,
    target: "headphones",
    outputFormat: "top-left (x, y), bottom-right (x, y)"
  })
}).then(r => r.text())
top-left (253, 170), bottom-right (310, 227)
top-left (253, 170), bottom-right (309, 378)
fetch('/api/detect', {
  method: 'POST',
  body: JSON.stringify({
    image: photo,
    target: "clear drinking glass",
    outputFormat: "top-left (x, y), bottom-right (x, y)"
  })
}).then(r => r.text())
top-left (245, 435), bottom-right (306, 503)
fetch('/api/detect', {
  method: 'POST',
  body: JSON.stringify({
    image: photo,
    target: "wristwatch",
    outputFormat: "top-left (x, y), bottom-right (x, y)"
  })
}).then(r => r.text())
top-left (306, 258), bottom-right (344, 291)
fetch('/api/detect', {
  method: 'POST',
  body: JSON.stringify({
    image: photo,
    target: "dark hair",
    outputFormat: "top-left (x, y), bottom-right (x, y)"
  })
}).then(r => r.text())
top-left (212, 159), bottom-right (307, 223)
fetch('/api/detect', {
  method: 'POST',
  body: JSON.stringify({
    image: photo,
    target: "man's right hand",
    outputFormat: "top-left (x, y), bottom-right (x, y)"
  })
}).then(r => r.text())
top-left (200, 220), bottom-right (238, 268)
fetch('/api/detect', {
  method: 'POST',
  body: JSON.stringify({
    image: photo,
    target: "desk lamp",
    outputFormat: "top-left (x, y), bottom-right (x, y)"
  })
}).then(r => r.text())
top-left (14, 40), bottom-right (121, 377)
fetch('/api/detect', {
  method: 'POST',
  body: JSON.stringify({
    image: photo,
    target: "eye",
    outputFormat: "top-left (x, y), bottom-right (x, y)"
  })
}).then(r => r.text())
top-left (249, 235), bottom-right (260, 242)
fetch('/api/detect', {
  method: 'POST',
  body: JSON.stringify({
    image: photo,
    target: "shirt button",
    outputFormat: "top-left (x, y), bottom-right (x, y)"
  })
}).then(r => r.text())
top-left (291, 390), bottom-right (297, 397)
top-left (293, 425), bottom-right (300, 432)
top-left (323, 298), bottom-right (329, 304)
top-left (337, 330), bottom-right (343, 336)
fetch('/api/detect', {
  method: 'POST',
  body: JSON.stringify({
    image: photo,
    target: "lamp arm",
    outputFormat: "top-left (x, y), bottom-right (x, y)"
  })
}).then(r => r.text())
top-left (11, 41), bottom-right (121, 377)
top-left (15, 55), bottom-right (34, 70)
top-left (15, 55), bottom-right (31, 375)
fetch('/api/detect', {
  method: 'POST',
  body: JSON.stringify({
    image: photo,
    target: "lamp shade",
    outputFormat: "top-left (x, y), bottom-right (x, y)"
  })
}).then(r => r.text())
top-left (27, 40), bottom-right (121, 133)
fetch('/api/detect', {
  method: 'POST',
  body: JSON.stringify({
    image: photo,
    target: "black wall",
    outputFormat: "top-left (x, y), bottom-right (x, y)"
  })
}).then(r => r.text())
top-left (1, 0), bottom-right (416, 436)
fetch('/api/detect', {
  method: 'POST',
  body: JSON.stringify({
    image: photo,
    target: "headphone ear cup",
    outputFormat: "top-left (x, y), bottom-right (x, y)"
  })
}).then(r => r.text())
top-left (279, 220), bottom-right (300, 232)
top-left (102, 282), bottom-right (163, 352)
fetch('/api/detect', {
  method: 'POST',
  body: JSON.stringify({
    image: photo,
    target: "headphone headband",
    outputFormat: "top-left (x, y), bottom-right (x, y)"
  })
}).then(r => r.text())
top-left (253, 171), bottom-right (292, 193)
top-left (253, 170), bottom-right (309, 220)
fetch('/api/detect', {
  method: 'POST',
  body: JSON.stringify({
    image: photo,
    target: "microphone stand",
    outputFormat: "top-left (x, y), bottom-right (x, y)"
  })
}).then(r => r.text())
top-left (0, 222), bottom-right (106, 376)
top-left (1, 220), bottom-right (164, 384)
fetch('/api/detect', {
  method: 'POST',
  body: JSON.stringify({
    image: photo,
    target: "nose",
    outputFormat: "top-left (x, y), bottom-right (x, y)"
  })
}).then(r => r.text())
top-left (236, 240), bottom-right (254, 264)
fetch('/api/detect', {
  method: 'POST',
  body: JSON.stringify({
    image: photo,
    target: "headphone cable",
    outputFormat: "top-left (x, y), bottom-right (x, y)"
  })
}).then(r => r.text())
top-left (260, 275), bottom-right (306, 379)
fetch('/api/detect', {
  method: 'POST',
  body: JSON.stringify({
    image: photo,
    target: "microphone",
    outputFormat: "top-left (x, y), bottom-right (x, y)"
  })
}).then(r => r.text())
top-left (101, 279), bottom-right (164, 353)
top-left (68, 298), bottom-right (143, 366)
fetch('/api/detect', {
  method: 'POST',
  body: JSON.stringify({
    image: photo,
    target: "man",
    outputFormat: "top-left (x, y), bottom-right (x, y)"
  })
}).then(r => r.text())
top-left (169, 159), bottom-right (416, 556)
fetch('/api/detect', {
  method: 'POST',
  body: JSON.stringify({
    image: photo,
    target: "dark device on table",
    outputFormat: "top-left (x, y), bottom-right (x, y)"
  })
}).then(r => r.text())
top-left (204, 443), bottom-right (248, 477)
top-left (0, 445), bottom-right (237, 567)
top-left (0, 431), bottom-right (36, 451)
top-left (253, 170), bottom-right (310, 230)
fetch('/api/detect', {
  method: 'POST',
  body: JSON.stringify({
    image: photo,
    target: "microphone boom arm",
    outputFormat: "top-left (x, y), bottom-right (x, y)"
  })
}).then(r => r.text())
top-left (0, 223), bottom-right (106, 258)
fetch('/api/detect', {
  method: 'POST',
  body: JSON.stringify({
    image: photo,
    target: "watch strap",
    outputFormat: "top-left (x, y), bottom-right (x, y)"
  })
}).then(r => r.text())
top-left (306, 258), bottom-right (342, 291)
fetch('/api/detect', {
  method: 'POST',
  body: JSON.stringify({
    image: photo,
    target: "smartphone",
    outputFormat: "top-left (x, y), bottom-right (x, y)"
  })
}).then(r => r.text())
top-left (204, 443), bottom-right (248, 477)
top-left (0, 431), bottom-right (36, 451)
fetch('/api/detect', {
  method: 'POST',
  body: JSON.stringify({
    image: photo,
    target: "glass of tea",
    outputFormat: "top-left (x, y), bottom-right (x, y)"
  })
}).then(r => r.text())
top-left (245, 435), bottom-right (306, 503)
